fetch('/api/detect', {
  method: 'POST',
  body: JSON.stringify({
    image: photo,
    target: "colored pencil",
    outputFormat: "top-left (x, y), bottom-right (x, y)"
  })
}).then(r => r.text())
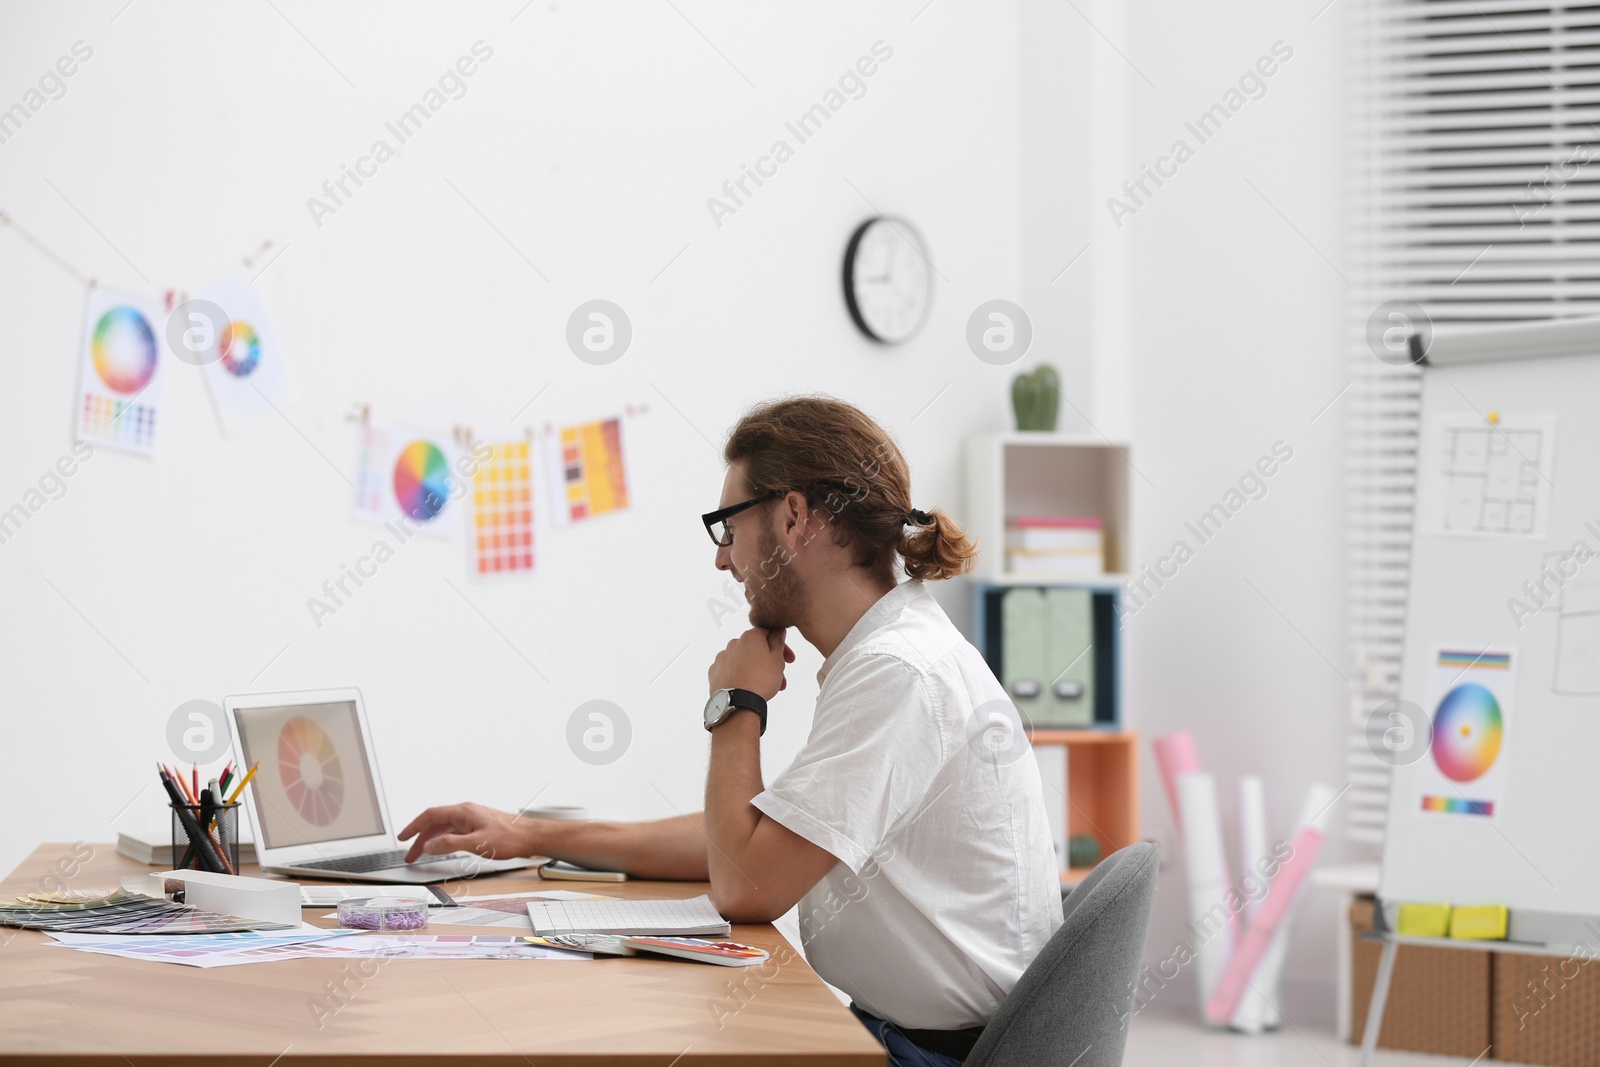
top-left (167, 764), bottom-right (196, 804)
top-left (224, 760), bottom-right (260, 804)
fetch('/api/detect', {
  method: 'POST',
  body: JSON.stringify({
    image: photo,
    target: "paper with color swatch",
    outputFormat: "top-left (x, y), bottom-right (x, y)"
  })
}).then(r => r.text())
top-left (75, 289), bottom-right (166, 456)
top-left (545, 416), bottom-right (629, 523)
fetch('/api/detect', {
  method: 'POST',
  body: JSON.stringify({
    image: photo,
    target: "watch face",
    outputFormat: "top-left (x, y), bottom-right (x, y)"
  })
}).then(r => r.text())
top-left (704, 689), bottom-right (731, 727)
top-left (844, 216), bottom-right (933, 345)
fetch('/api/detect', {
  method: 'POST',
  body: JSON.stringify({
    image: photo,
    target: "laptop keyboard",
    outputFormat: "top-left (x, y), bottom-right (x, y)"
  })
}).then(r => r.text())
top-left (295, 849), bottom-right (422, 873)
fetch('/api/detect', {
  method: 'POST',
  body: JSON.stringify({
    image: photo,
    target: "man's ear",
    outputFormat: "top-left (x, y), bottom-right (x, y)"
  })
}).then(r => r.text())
top-left (781, 490), bottom-right (811, 545)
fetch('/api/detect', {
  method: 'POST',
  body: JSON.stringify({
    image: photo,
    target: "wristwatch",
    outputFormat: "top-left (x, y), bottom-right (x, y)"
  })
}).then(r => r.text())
top-left (704, 688), bottom-right (768, 735)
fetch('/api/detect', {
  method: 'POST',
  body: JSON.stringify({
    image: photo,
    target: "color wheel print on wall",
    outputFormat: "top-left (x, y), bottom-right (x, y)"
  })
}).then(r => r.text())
top-left (544, 416), bottom-right (629, 524)
top-left (351, 422), bottom-right (462, 538)
top-left (1414, 646), bottom-right (1516, 821)
top-left (75, 289), bottom-right (166, 456)
top-left (193, 277), bottom-right (291, 435)
top-left (278, 716), bottom-right (344, 826)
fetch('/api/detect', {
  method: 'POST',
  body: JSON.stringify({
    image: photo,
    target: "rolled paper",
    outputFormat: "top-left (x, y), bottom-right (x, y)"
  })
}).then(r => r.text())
top-left (1177, 772), bottom-right (1234, 1022)
top-left (1153, 732), bottom-right (1201, 831)
top-left (1208, 822), bottom-right (1328, 1027)
top-left (1237, 776), bottom-right (1268, 926)
top-left (1230, 781), bottom-right (1338, 1033)
top-left (1230, 775), bottom-right (1272, 1033)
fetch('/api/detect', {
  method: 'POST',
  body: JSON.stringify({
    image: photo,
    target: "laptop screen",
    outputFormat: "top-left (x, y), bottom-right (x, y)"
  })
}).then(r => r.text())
top-left (232, 699), bottom-right (386, 850)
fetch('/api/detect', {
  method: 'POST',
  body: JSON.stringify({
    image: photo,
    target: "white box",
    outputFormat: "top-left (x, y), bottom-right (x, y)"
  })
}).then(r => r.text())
top-left (155, 870), bottom-right (301, 927)
top-left (1031, 742), bottom-right (1069, 873)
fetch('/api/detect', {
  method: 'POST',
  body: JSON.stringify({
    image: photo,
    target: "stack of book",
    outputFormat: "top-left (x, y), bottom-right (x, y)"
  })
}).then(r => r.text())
top-left (116, 826), bottom-right (256, 866)
top-left (1004, 516), bottom-right (1104, 576)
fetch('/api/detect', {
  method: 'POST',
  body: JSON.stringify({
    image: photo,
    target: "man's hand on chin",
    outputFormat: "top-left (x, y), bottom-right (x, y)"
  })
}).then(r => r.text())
top-left (397, 801), bottom-right (531, 863)
top-left (709, 626), bottom-right (794, 699)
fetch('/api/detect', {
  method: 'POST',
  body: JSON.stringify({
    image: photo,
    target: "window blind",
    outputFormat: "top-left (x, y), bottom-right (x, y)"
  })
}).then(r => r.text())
top-left (1346, 0), bottom-right (1600, 844)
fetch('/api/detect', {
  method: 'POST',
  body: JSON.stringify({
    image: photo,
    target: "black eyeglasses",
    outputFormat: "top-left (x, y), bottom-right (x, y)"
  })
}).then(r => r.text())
top-left (702, 490), bottom-right (782, 547)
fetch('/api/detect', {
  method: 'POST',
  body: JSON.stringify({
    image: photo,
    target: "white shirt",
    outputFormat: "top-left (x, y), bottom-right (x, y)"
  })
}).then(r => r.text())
top-left (752, 580), bottom-right (1063, 1030)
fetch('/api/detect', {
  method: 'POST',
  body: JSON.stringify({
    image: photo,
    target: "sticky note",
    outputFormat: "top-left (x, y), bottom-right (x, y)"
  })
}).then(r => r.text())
top-left (1449, 904), bottom-right (1508, 940)
top-left (1396, 902), bottom-right (1452, 938)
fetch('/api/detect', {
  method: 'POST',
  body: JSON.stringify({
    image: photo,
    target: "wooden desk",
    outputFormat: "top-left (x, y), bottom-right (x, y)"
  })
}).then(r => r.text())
top-left (0, 843), bottom-right (885, 1066)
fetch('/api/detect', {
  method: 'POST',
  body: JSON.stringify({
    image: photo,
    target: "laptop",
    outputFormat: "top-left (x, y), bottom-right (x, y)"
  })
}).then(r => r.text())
top-left (223, 687), bottom-right (547, 883)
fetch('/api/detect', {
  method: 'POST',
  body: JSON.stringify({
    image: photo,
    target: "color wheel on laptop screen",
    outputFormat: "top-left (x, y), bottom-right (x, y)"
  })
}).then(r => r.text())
top-left (92, 306), bottom-right (157, 394)
top-left (278, 716), bottom-right (345, 826)
top-left (393, 439), bottom-right (451, 521)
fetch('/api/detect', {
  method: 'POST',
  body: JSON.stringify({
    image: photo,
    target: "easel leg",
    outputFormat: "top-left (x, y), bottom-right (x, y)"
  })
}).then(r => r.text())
top-left (1359, 938), bottom-right (1399, 1067)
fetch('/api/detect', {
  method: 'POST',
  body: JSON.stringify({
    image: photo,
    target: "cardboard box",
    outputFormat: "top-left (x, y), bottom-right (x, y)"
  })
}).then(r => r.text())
top-left (1492, 949), bottom-right (1600, 1066)
top-left (1349, 899), bottom-right (1491, 1057)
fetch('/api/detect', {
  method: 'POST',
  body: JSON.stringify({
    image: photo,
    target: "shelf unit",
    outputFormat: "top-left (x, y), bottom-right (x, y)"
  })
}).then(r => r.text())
top-left (963, 433), bottom-right (1132, 583)
top-left (962, 433), bottom-right (1141, 890)
top-left (1029, 729), bottom-right (1140, 888)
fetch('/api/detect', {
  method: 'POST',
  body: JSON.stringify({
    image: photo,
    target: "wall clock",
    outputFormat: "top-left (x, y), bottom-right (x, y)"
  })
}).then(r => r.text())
top-left (842, 216), bottom-right (933, 344)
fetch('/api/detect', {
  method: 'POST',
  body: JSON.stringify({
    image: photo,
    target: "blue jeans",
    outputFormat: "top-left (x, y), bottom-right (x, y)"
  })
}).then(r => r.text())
top-left (851, 1005), bottom-right (968, 1067)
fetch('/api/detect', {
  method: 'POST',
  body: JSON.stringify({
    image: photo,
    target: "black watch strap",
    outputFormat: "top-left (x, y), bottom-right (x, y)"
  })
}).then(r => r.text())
top-left (727, 688), bottom-right (768, 736)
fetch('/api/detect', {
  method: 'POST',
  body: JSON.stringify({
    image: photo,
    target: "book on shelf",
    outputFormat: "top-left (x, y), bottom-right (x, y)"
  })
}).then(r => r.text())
top-left (1005, 515), bottom-right (1104, 551)
top-left (1004, 549), bottom-right (1105, 576)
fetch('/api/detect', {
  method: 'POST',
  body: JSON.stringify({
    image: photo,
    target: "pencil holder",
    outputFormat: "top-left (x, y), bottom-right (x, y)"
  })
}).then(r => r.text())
top-left (170, 801), bottom-right (241, 875)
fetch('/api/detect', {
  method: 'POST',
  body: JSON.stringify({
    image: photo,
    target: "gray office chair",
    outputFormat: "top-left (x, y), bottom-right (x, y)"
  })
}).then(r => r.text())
top-left (965, 842), bottom-right (1159, 1067)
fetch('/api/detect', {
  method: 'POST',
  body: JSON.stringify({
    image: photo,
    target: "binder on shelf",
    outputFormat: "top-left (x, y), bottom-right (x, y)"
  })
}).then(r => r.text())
top-left (1001, 588), bottom-right (1048, 719)
top-left (976, 581), bottom-right (1120, 729)
top-left (1043, 587), bottom-right (1094, 727)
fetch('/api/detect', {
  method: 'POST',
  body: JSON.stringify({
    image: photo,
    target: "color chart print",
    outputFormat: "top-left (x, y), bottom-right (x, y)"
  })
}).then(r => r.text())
top-left (278, 715), bottom-right (344, 826)
top-left (80, 394), bottom-right (157, 450)
top-left (352, 422), bottom-right (396, 523)
top-left (470, 441), bottom-right (535, 577)
top-left (75, 290), bottom-right (165, 456)
top-left (351, 422), bottom-right (459, 537)
top-left (547, 417), bottom-right (629, 524)
top-left (1415, 646), bottom-right (1516, 821)
top-left (195, 277), bottom-right (290, 435)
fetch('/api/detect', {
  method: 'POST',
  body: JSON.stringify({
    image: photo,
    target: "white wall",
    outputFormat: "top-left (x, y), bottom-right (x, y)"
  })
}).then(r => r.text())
top-left (0, 0), bottom-right (1025, 873)
top-left (1117, 0), bottom-right (1352, 1023)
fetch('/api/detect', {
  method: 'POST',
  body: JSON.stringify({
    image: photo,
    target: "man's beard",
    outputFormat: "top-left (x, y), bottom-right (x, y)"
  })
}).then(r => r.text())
top-left (745, 524), bottom-right (804, 630)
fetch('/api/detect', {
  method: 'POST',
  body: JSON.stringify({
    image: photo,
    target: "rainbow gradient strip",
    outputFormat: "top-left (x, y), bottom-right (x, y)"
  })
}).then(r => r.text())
top-left (1436, 650), bottom-right (1510, 669)
top-left (1421, 795), bottom-right (1493, 816)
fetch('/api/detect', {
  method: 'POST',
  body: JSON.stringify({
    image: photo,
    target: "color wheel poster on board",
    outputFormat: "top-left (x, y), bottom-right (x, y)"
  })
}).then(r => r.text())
top-left (1414, 646), bottom-right (1516, 821)
top-left (75, 288), bottom-right (166, 456)
top-left (351, 422), bottom-right (463, 539)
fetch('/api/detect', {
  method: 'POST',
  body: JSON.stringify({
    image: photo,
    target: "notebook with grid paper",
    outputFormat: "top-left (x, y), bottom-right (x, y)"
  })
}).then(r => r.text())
top-left (524, 894), bottom-right (731, 937)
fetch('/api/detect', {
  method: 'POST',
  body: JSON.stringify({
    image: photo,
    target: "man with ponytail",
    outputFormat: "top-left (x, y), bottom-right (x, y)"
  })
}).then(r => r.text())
top-left (402, 397), bottom-right (1062, 1066)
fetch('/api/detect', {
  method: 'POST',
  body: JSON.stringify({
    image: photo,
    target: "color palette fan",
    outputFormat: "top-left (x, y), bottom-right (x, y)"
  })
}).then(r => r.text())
top-left (0, 889), bottom-right (292, 935)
